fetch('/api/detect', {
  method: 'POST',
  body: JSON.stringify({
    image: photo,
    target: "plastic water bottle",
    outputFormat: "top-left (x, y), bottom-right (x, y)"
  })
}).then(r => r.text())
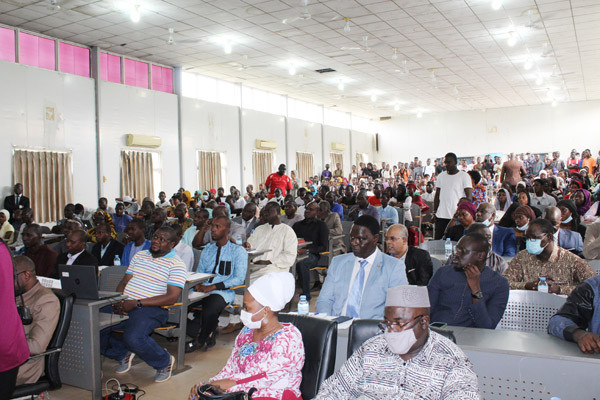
top-left (538, 277), bottom-right (548, 293)
top-left (113, 255), bottom-right (121, 266)
top-left (444, 238), bottom-right (453, 260)
top-left (298, 295), bottom-right (309, 315)
top-left (235, 234), bottom-right (243, 245)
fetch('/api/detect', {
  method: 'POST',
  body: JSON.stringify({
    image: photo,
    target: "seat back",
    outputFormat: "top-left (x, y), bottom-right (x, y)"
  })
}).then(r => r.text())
top-left (410, 203), bottom-right (422, 230)
top-left (588, 259), bottom-right (600, 275)
top-left (115, 231), bottom-right (127, 244)
top-left (278, 313), bottom-right (337, 400)
top-left (192, 248), bottom-right (202, 272)
top-left (394, 207), bottom-right (405, 225)
top-left (497, 290), bottom-right (567, 333)
top-left (46, 289), bottom-right (75, 389)
top-left (431, 256), bottom-right (443, 275)
top-left (341, 221), bottom-right (353, 253)
top-left (98, 265), bottom-right (128, 292)
top-left (419, 239), bottom-right (455, 254)
top-left (347, 319), bottom-right (457, 359)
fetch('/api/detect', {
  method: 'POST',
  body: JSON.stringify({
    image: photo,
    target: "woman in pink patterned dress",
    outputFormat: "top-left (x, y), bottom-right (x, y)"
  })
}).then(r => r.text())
top-left (189, 272), bottom-right (304, 400)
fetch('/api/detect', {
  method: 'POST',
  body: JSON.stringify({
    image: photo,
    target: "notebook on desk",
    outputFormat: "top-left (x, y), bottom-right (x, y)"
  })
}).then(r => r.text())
top-left (58, 264), bottom-right (121, 300)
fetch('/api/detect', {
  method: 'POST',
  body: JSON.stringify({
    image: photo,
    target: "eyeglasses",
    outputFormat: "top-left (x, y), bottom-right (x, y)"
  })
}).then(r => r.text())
top-left (378, 315), bottom-right (424, 332)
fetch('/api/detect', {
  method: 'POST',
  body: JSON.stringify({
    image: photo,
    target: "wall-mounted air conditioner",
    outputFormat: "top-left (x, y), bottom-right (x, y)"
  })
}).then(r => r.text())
top-left (126, 134), bottom-right (162, 148)
top-left (331, 142), bottom-right (346, 151)
top-left (255, 140), bottom-right (277, 150)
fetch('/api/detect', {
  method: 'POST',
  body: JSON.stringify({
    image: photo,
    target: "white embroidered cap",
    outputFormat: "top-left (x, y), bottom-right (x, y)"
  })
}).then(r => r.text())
top-left (385, 285), bottom-right (430, 308)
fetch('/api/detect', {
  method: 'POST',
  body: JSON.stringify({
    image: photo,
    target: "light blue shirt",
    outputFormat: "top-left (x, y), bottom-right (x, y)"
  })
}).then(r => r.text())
top-left (197, 241), bottom-right (248, 304)
top-left (379, 205), bottom-right (399, 225)
top-left (181, 225), bottom-right (197, 246)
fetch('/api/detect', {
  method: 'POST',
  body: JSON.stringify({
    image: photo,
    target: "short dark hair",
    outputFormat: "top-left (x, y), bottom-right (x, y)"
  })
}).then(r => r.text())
top-left (128, 218), bottom-right (146, 231)
top-left (353, 215), bottom-right (380, 236)
top-left (155, 226), bottom-right (178, 243)
top-left (74, 204), bottom-right (84, 213)
top-left (213, 215), bottom-right (231, 229)
top-left (171, 224), bottom-right (183, 237)
top-left (445, 152), bottom-right (458, 163)
top-left (463, 232), bottom-right (490, 253)
top-left (24, 223), bottom-right (42, 237)
top-left (467, 170), bottom-right (481, 184)
top-left (95, 222), bottom-right (111, 234)
top-left (466, 223), bottom-right (489, 235)
top-left (529, 218), bottom-right (555, 236)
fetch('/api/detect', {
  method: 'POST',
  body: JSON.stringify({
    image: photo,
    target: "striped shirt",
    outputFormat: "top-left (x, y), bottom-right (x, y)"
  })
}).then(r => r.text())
top-left (124, 249), bottom-right (187, 300)
top-left (315, 332), bottom-right (480, 400)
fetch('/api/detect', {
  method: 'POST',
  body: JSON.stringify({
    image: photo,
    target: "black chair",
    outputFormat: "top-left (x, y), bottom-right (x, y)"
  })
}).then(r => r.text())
top-left (11, 289), bottom-right (75, 399)
top-left (279, 313), bottom-right (337, 400)
top-left (347, 319), bottom-right (456, 359)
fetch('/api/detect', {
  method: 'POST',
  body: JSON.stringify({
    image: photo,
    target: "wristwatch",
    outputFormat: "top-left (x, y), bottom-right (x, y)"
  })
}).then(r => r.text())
top-left (137, 299), bottom-right (143, 308)
top-left (471, 291), bottom-right (484, 299)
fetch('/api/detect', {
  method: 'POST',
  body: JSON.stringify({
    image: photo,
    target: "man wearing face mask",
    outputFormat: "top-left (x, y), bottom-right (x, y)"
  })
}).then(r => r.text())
top-left (265, 164), bottom-right (293, 200)
top-left (475, 202), bottom-right (516, 257)
top-left (315, 285), bottom-right (479, 399)
top-left (504, 219), bottom-right (595, 295)
top-left (428, 233), bottom-right (509, 329)
top-left (544, 206), bottom-right (584, 257)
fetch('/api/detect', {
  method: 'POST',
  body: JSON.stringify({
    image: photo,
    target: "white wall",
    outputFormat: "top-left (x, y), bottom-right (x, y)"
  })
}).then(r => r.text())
top-left (376, 100), bottom-right (600, 162)
top-left (287, 118), bottom-right (323, 178)
top-left (99, 81), bottom-right (179, 202)
top-left (351, 130), bottom-right (375, 165)
top-left (180, 97), bottom-right (241, 191)
top-left (323, 126), bottom-right (351, 174)
top-left (0, 60), bottom-right (97, 208)
top-left (241, 109), bottom-right (286, 187)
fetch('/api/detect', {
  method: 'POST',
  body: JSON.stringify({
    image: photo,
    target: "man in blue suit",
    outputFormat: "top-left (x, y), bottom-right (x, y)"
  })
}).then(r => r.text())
top-left (545, 207), bottom-right (584, 257)
top-left (476, 203), bottom-right (516, 257)
top-left (316, 215), bottom-right (408, 319)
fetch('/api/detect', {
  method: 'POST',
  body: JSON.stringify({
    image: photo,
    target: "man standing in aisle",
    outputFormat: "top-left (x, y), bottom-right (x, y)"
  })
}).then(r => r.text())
top-left (4, 183), bottom-right (30, 222)
top-left (500, 153), bottom-right (527, 192)
top-left (265, 164), bottom-right (293, 199)
top-left (433, 153), bottom-right (473, 239)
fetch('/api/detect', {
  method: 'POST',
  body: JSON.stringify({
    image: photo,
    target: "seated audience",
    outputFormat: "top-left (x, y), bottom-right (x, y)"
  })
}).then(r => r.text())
top-left (379, 193), bottom-right (399, 226)
top-left (171, 224), bottom-right (194, 272)
top-left (0, 209), bottom-right (15, 244)
top-left (512, 205), bottom-right (537, 250)
top-left (544, 206), bottom-right (584, 256)
top-left (465, 223), bottom-right (509, 274)
top-left (13, 208), bottom-right (34, 248)
top-left (21, 224), bottom-right (59, 278)
top-left (468, 170), bottom-right (487, 206)
top-left (111, 203), bottom-right (133, 234)
top-left (53, 219), bottom-right (83, 255)
top-left (443, 201), bottom-right (477, 242)
top-left (186, 217), bottom-right (248, 353)
top-left (367, 184), bottom-right (382, 207)
top-left (475, 202), bottom-right (516, 257)
top-left (91, 222), bottom-right (124, 266)
top-left (189, 272), bottom-right (303, 400)
top-left (201, 206), bottom-right (245, 245)
top-left (170, 203), bottom-right (193, 232)
top-left (87, 211), bottom-right (116, 243)
top-left (531, 178), bottom-right (557, 213)
top-left (181, 209), bottom-right (210, 248)
top-left (573, 189), bottom-right (592, 218)
top-left (121, 219), bottom-right (151, 267)
top-left (292, 201), bottom-right (329, 300)
top-left (583, 222), bottom-right (600, 260)
top-left (145, 208), bottom-right (169, 240)
top-left (156, 191), bottom-right (169, 208)
top-left (406, 182), bottom-right (430, 213)
top-left (348, 191), bottom-right (381, 224)
top-left (57, 230), bottom-right (99, 272)
top-left (385, 224), bottom-right (433, 285)
top-left (13, 256), bottom-right (60, 385)
top-left (317, 200), bottom-right (345, 253)
top-left (499, 191), bottom-right (541, 227)
top-left (324, 192), bottom-right (344, 221)
top-left (232, 203), bottom-right (259, 238)
top-left (548, 275), bottom-right (600, 354)
top-left (100, 227), bottom-right (186, 383)
top-left (558, 199), bottom-right (587, 239)
top-left (315, 285), bottom-right (479, 399)
top-left (421, 181), bottom-right (435, 202)
top-left (281, 200), bottom-right (303, 227)
top-left (245, 202), bottom-right (297, 283)
top-left (428, 233), bottom-right (509, 329)
top-left (504, 219), bottom-right (595, 295)
top-left (494, 188), bottom-right (512, 211)
top-left (56, 203), bottom-right (82, 232)
top-left (316, 215), bottom-right (407, 319)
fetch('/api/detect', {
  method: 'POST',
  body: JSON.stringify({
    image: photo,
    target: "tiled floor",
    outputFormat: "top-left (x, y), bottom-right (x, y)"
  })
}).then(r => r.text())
top-left (48, 293), bottom-right (318, 400)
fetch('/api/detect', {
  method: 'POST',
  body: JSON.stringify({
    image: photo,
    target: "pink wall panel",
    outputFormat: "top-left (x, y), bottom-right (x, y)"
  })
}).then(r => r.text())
top-left (124, 58), bottom-right (148, 88)
top-left (0, 27), bottom-right (15, 62)
top-left (19, 32), bottom-right (55, 70)
top-left (59, 42), bottom-right (90, 77)
top-left (151, 65), bottom-right (173, 93)
top-left (100, 52), bottom-right (121, 83)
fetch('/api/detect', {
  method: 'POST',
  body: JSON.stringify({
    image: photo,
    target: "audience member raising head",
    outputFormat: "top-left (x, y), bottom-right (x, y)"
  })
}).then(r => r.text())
top-left (385, 224), bottom-right (433, 285)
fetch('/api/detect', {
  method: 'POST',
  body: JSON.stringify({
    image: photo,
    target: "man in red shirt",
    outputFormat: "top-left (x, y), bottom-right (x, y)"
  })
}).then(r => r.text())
top-left (368, 184), bottom-right (382, 207)
top-left (265, 164), bottom-right (293, 199)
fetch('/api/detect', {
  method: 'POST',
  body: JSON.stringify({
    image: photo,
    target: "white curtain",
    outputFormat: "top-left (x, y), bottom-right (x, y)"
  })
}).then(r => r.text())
top-left (120, 150), bottom-right (154, 201)
top-left (252, 151), bottom-right (274, 188)
top-left (12, 149), bottom-right (73, 223)
top-left (330, 152), bottom-right (343, 172)
top-left (296, 152), bottom-right (314, 184)
top-left (197, 151), bottom-right (223, 191)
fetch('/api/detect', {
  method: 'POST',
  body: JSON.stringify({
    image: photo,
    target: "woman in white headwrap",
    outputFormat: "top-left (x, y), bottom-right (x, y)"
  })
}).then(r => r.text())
top-left (494, 188), bottom-right (512, 212)
top-left (0, 209), bottom-right (15, 244)
top-left (189, 272), bottom-right (304, 400)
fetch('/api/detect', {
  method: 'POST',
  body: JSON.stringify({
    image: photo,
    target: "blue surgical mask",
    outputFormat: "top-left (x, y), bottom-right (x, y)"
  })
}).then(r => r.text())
top-left (526, 238), bottom-right (547, 255)
top-left (562, 215), bottom-right (573, 224)
top-left (516, 223), bottom-right (529, 231)
top-left (482, 218), bottom-right (492, 227)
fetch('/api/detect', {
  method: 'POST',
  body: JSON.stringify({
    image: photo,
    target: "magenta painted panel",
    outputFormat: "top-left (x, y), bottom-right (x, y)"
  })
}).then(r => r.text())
top-left (151, 65), bottom-right (173, 93)
top-left (100, 53), bottom-right (121, 83)
top-left (19, 32), bottom-right (55, 70)
top-left (0, 27), bottom-right (15, 62)
top-left (124, 58), bottom-right (148, 88)
top-left (59, 42), bottom-right (89, 77)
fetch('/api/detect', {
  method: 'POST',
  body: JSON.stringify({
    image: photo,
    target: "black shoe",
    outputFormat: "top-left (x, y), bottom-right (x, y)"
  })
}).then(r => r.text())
top-left (205, 333), bottom-right (217, 350)
top-left (185, 340), bottom-right (198, 354)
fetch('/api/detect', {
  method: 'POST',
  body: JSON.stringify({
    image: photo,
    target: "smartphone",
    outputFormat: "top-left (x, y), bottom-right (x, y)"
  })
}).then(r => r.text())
top-left (429, 322), bottom-right (448, 329)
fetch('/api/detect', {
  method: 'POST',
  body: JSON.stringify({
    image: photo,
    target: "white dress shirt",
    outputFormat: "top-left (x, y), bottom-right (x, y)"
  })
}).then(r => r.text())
top-left (342, 248), bottom-right (380, 315)
top-left (175, 241), bottom-right (195, 271)
top-left (66, 250), bottom-right (84, 265)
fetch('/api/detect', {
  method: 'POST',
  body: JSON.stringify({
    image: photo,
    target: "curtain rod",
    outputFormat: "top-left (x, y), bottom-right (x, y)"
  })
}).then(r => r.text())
top-left (13, 146), bottom-right (72, 154)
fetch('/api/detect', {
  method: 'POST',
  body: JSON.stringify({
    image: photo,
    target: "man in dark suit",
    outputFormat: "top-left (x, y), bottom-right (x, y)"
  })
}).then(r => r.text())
top-left (545, 206), bottom-right (584, 257)
top-left (56, 230), bottom-right (99, 275)
top-left (385, 224), bottom-right (433, 285)
top-left (91, 222), bottom-right (124, 266)
top-left (475, 203), bottom-right (516, 257)
top-left (4, 183), bottom-right (30, 221)
top-left (232, 202), bottom-right (259, 238)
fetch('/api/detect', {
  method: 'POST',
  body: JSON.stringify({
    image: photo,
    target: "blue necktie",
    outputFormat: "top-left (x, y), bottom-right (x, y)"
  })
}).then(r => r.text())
top-left (346, 259), bottom-right (368, 318)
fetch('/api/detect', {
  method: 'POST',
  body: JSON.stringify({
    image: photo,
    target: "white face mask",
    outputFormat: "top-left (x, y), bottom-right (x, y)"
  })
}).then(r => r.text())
top-left (562, 215), bottom-right (573, 224)
top-left (482, 218), bottom-right (492, 227)
top-left (240, 307), bottom-right (265, 330)
top-left (384, 328), bottom-right (418, 355)
top-left (516, 222), bottom-right (529, 231)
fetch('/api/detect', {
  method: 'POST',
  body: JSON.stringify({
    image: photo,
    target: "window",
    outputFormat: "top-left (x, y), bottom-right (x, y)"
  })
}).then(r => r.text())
top-left (59, 42), bottom-right (90, 77)
top-left (0, 27), bottom-right (15, 63)
top-left (330, 152), bottom-right (343, 173)
top-left (252, 151), bottom-right (274, 188)
top-left (242, 86), bottom-right (285, 116)
top-left (100, 52), bottom-right (121, 83)
top-left (296, 152), bottom-right (315, 184)
top-left (324, 109), bottom-right (350, 129)
top-left (352, 115), bottom-right (374, 133)
top-left (151, 65), bottom-right (173, 93)
top-left (120, 150), bottom-right (155, 201)
top-left (12, 149), bottom-right (73, 223)
top-left (288, 98), bottom-right (323, 124)
top-left (124, 58), bottom-right (148, 88)
top-left (19, 32), bottom-right (55, 70)
top-left (356, 153), bottom-right (368, 166)
top-left (197, 151), bottom-right (225, 190)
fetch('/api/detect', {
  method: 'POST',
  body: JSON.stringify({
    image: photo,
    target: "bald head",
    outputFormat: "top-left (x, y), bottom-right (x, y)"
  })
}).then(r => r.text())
top-left (385, 224), bottom-right (409, 258)
top-left (544, 206), bottom-right (562, 230)
top-left (475, 202), bottom-right (496, 224)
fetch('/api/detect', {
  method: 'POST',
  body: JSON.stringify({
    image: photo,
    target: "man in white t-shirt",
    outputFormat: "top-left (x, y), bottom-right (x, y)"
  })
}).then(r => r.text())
top-left (423, 158), bottom-right (436, 178)
top-left (433, 152), bottom-right (473, 239)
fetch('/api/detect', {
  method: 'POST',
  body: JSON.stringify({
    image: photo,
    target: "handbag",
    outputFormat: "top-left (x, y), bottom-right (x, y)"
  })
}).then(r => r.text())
top-left (196, 384), bottom-right (257, 400)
